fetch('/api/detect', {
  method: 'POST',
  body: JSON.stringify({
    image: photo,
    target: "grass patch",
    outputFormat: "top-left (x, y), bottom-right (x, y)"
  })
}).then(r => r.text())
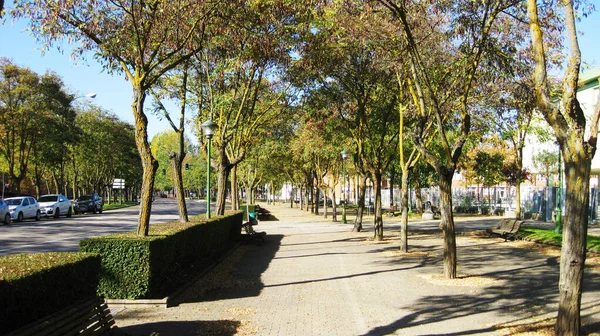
top-left (518, 228), bottom-right (600, 252)
top-left (103, 201), bottom-right (137, 211)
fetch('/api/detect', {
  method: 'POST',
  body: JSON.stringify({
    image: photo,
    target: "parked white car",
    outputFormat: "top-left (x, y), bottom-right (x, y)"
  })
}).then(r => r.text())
top-left (5, 196), bottom-right (41, 222)
top-left (38, 194), bottom-right (73, 218)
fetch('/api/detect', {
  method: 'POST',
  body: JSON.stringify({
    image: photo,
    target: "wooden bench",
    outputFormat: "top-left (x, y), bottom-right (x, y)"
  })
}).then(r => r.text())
top-left (242, 218), bottom-right (266, 245)
top-left (486, 219), bottom-right (524, 241)
top-left (8, 297), bottom-right (116, 336)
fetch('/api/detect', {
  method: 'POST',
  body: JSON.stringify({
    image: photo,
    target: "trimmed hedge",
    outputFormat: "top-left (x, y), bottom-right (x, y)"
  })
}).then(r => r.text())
top-left (0, 252), bottom-right (101, 335)
top-left (79, 211), bottom-right (243, 299)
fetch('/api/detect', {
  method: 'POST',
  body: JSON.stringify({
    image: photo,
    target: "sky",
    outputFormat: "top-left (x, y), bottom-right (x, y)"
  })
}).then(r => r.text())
top-left (1, 7), bottom-right (599, 142)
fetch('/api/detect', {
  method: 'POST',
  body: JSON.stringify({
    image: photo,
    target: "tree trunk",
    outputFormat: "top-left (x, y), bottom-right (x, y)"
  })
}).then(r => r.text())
top-left (332, 189), bottom-right (338, 222)
top-left (313, 183), bottom-right (319, 216)
top-left (353, 175), bottom-right (367, 232)
top-left (323, 188), bottom-right (328, 219)
top-left (216, 163), bottom-right (232, 215)
top-left (132, 86), bottom-right (158, 236)
top-left (389, 169), bottom-right (395, 207)
top-left (373, 171), bottom-right (384, 241)
top-left (556, 152), bottom-right (591, 335)
top-left (438, 167), bottom-right (457, 279)
top-left (231, 165), bottom-right (239, 211)
top-left (400, 169), bottom-right (409, 252)
top-left (414, 177), bottom-right (423, 214)
top-left (170, 152), bottom-right (188, 223)
top-left (515, 147), bottom-right (524, 219)
top-left (72, 159), bottom-right (78, 200)
top-left (515, 184), bottom-right (522, 219)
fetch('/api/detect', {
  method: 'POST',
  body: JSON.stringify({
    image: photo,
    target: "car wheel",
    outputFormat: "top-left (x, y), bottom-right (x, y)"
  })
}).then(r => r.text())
top-left (17, 212), bottom-right (23, 222)
top-left (3, 213), bottom-right (10, 225)
top-left (35, 210), bottom-right (41, 221)
top-left (67, 207), bottom-right (72, 218)
top-left (54, 208), bottom-right (60, 219)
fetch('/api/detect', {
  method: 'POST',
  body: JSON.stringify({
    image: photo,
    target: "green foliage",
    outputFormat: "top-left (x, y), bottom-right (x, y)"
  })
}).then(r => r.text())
top-left (518, 228), bottom-right (600, 253)
top-left (73, 107), bottom-right (141, 195)
top-left (0, 252), bottom-right (101, 334)
top-left (474, 151), bottom-right (505, 188)
top-left (0, 59), bottom-right (77, 193)
top-left (532, 148), bottom-right (558, 181)
top-left (79, 211), bottom-right (243, 299)
top-left (150, 130), bottom-right (195, 192)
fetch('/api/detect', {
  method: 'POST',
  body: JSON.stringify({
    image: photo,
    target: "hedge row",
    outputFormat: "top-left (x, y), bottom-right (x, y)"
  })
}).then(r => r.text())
top-left (0, 252), bottom-right (101, 334)
top-left (79, 211), bottom-right (243, 299)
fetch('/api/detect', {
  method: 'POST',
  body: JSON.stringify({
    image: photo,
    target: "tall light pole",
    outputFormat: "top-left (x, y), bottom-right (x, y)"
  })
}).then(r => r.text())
top-left (341, 150), bottom-right (348, 224)
top-left (201, 120), bottom-right (217, 219)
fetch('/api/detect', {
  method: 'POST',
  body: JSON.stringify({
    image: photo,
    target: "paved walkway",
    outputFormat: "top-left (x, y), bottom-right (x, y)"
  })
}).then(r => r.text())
top-left (113, 204), bottom-right (600, 336)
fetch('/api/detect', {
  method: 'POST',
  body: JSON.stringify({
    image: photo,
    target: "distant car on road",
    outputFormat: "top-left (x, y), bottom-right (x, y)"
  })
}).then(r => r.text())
top-left (5, 196), bottom-right (41, 222)
top-left (38, 194), bottom-right (73, 218)
top-left (0, 199), bottom-right (11, 225)
top-left (74, 194), bottom-right (103, 214)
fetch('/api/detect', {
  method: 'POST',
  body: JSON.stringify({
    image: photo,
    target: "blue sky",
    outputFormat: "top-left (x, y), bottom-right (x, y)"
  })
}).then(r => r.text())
top-left (1, 8), bottom-right (599, 142)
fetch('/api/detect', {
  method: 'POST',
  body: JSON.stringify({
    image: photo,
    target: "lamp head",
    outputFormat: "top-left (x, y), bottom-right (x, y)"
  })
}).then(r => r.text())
top-left (341, 149), bottom-right (348, 160)
top-left (86, 93), bottom-right (97, 98)
top-left (201, 120), bottom-right (217, 139)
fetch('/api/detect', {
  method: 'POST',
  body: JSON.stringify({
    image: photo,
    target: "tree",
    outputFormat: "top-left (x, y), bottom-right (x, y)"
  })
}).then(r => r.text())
top-left (532, 148), bottom-right (558, 186)
top-left (377, 0), bottom-right (519, 278)
top-left (151, 64), bottom-right (192, 222)
top-left (189, 0), bottom-right (305, 216)
top-left (0, 59), bottom-right (75, 195)
top-left (473, 151), bottom-right (505, 209)
top-left (526, 0), bottom-right (599, 333)
top-left (33, 73), bottom-right (79, 197)
top-left (72, 107), bottom-right (140, 198)
top-left (13, 0), bottom-right (217, 235)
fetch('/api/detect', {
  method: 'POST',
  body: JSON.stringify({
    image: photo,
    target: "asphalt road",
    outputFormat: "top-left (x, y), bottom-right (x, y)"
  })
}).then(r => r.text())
top-left (0, 198), bottom-right (207, 256)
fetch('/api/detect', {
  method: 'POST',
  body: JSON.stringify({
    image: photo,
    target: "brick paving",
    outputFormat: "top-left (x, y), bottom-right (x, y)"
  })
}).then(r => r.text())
top-left (113, 204), bottom-right (600, 336)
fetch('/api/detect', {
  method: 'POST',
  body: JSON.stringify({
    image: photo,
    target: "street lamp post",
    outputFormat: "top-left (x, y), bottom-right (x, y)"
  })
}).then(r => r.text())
top-left (341, 150), bottom-right (348, 224)
top-left (201, 120), bottom-right (217, 219)
top-left (555, 144), bottom-right (563, 234)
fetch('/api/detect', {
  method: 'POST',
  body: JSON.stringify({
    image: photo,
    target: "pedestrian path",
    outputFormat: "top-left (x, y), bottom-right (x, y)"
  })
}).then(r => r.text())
top-left (113, 204), bottom-right (600, 335)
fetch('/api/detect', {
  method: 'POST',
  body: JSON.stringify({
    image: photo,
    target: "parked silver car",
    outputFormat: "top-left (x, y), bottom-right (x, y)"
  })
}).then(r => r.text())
top-left (38, 194), bottom-right (73, 218)
top-left (0, 199), bottom-right (11, 225)
top-left (5, 196), bottom-right (41, 222)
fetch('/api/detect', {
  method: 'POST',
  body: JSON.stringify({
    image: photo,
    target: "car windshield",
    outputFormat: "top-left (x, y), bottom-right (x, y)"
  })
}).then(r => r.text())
top-left (38, 196), bottom-right (58, 202)
top-left (78, 196), bottom-right (93, 201)
top-left (5, 199), bottom-right (23, 206)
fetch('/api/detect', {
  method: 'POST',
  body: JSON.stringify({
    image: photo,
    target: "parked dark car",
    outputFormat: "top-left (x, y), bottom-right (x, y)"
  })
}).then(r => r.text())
top-left (74, 194), bottom-right (103, 214)
top-left (318, 197), bottom-right (333, 207)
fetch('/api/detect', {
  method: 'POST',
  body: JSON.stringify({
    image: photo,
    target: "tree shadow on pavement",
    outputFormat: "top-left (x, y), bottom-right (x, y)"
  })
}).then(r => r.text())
top-left (360, 239), bottom-right (600, 335)
top-left (172, 234), bottom-right (284, 305)
top-left (116, 319), bottom-right (240, 336)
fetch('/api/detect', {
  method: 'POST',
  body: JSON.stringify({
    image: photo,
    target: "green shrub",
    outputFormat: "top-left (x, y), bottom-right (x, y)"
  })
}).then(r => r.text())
top-left (80, 211), bottom-right (243, 299)
top-left (0, 252), bottom-right (101, 334)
